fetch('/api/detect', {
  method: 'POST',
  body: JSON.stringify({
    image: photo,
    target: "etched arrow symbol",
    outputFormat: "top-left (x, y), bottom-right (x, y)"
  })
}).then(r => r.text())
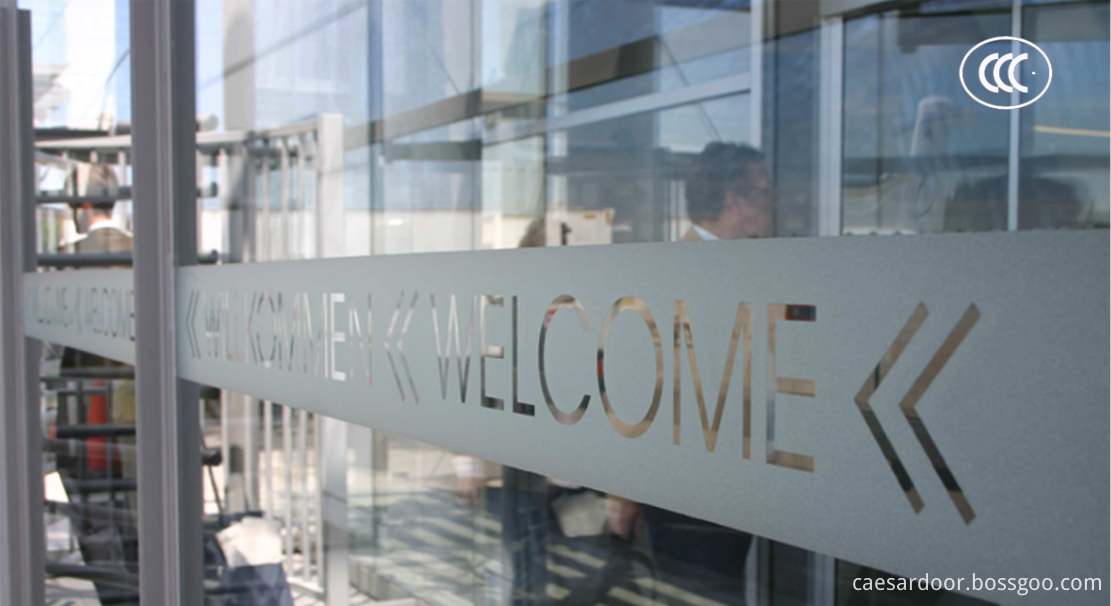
top-left (385, 290), bottom-right (420, 403)
top-left (854, 303), bottom-right (929, 513)
top-left (186, 290), bottom-right (201, 359)
top-left (898, 304), bottom-right (980, 524)
top-left (854, 303), bottom-right (980, 524)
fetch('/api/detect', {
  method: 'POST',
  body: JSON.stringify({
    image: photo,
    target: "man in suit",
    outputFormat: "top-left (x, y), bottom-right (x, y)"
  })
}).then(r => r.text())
top-left (681, 142), bottom-right (774, 242)
top-left (63, 164), bottom-right (133, 255)
top-left (65, 203), bottom-right (133, 253)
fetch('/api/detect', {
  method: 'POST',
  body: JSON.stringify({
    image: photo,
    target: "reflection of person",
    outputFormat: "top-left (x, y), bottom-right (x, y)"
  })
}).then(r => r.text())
top-left (453, 220), bottom-right (552, 605)
top-left (62, 165), bottom-right (132, 254)
top-left (499, 220), bottom-right (552, 606)
top-left (606, 141), bottom-right (771, 602)
top-left (946, 174), bottom-right (1090, 231)
top-left (58, 164), bottom-right (136, 490)
top-left (64, 202), bottom-right (133, 254)
top-left (58, 197), bottom-right (136, 474)
top-left (682, 142), bottom-right (774, 241)
top-left (52, 163), bottom-right (139, 596)
top-left (658, 142), bottom-right (765, 596)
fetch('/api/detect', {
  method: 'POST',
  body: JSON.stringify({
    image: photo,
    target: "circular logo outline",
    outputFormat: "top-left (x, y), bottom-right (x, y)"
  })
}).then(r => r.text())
top-left (959, 36), bottom-right (1052, 110)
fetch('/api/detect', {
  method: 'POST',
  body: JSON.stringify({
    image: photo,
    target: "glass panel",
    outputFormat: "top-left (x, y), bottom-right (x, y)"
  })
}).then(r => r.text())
top-left (22, 0), bottom-right (140, 601)
top-left (178, 0), bottom-right (1108, 605)
top-left (376, 120), bottom-right (481, 254)
top-left (20, 0), bottom-right (1107, 604)
top-left (842, 8), bottom-right (1012, 234)
top-left (1019, 0), bottom-right (1110, 228)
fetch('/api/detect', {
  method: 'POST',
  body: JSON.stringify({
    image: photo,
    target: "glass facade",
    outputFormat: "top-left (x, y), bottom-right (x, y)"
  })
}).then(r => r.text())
top-left (5, 0), bottom-right (1108, 605)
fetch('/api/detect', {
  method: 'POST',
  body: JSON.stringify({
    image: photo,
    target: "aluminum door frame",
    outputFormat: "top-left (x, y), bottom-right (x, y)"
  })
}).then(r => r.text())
top-left (0, 6), bottom-right (43, 605)
top-left (129, 1), bottom-right (204, 604)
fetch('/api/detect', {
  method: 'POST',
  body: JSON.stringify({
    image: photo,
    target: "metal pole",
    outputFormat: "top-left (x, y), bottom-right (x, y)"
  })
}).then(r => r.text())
top-left (0, 7), bottom-right (44, 605)
top-left (264, 400), bottom-right (273, 517)
top-left (315, 114), bottom-right (346, 258)
top-left (244, 396), bottom-right (257, 511)
top-left (221, 389), bottom-right (230, 510)
top-left (313, 414), bottom-right (325, 585)
top-left (320, 416), bottom-right (349, 605)
top-left (283, 404), bottom-right (294, 572)
top-left (261, 152), bottom-right (272, 261)
top-left (297, 135), bottom-right (308, 259)
top-left (129, 1), bottom-right (203, 604)
top-left (279, 140), bottom-right (291, 260)
top-left (298, 409), bottom-right (310, 578)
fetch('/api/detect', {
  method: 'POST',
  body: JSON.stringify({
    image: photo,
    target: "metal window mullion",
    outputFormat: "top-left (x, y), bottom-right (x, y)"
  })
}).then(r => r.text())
top-left (470, 0), bottom-right (483, 252)
top-left (0, 7), bottom-right (44, 605)
top-left (750, 0), bottom-right (764, 149)
top-left (818, 16), bottom-right (845, 237)
top-left (129, 2), bottom-right (203, 605)
top-left (482, 73), bottom-right (751, 146)
top-left (1007, 0), bottom-right (1022, 231)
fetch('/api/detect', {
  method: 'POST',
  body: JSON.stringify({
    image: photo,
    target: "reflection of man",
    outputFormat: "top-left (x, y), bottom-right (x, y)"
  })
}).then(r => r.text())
top-left (65, 202), bottom-right (132, 253)
top-left (50, 164), bottom-right (140, 598)
top-left (62, 165), bottom-right (132, 254)
top-left (681, 142), bottom-right (774, 241)
top-left (608, 142), bottom-right (772, 603)
top-left (64, 207), bottom-right (132, 256)
top-left (58, 165), bottom-right (136, 491)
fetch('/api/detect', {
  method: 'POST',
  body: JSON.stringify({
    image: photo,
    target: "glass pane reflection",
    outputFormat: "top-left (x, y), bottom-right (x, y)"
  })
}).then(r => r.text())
top-left (93, 0), bottom-right (1109, 604)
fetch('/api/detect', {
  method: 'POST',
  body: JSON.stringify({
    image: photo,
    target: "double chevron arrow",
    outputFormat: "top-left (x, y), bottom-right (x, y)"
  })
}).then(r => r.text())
top-left (854, 303), bottom-right (980, 525)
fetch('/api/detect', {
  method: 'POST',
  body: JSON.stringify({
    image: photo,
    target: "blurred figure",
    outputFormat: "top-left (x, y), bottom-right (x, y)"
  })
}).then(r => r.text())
top-left (65, 201), bottom-right (132, 253)
top-left (682, 142), bottom-right (774, 241)
top-left (604, 142), bottom-right (773, 604)
top-left (500, 219), bottom-right (553, 606)
top-left (62, 164), bottom-right (132, 254)
top-left (843, 95), bottom-right (972, 235)
top-left (902, 95), bottom-right (963, 232)
top-left (1017, 175), bottom-right (1092, 229)
top-left (58, 163), bottom-right (135, 479)
top-left (658, 142), bottom-right (765, 598)
top-left (944, 174), bottom-right (1091, 232)
top-left (51, 162), bottom-right (139, 602)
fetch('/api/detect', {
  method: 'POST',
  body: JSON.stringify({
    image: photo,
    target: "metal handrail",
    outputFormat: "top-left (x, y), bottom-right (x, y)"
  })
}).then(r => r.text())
top-left (45, 564), bottom-right (141, 591)
top-left (67, 478), bottom-right (138, 494)
top-left (38, 249), bottom-right (220, 268)
top-left (54, 424), bottom-right (136, 439)
top-left (45, 367), bottom-right (135, 380)
top-left (35, 118), bottom-right (318, 153)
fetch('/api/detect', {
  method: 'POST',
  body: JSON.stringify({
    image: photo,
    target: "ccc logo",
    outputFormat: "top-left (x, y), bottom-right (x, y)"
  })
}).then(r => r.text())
top-left (978, 52), bottom-right (1028, 94)
top-left (960, 36), bottom-right (1052, 110)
